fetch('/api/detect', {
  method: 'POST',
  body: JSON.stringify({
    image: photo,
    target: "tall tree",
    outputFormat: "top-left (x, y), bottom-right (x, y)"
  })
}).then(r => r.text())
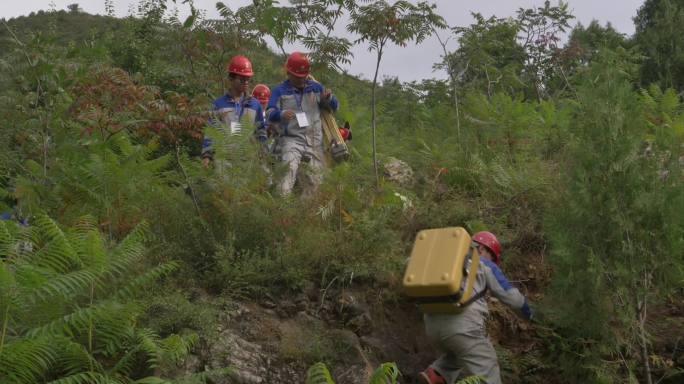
top-left (517, 0), bottom-right (574, 99)
top-left (67, 3), bottom-right (81, 13)
top-left (568, 20), bottom-right (628, 64)
top-left (549, 20), bottom-right (629, 97)
top-left (634, 0), bottom-right (684, 90)
top-left (441, 13), bottom-right (526, 98)
top-left (348, 0), bottom-right (445, 187)
top-left (224, 0), bottom-right (356, 71)
top-left (546, 49), bottom-right (684, 383)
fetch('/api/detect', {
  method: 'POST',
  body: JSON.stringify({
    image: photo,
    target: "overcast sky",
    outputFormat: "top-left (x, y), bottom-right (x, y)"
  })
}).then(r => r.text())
top-left (2, 0), bottom-right (645, 82)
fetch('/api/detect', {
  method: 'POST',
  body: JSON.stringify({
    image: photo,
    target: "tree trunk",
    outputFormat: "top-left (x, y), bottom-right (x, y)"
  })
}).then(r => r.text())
top-left (371, 47), bottom-right (383, 189)
top-left (637, 293), bottom-right (653, 384)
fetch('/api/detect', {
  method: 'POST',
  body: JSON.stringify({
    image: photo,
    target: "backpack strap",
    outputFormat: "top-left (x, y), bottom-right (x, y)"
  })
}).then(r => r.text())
top-left (411, 287), bottom-right (487, 307)
top-left (456, 288), bottom-right (488, 308)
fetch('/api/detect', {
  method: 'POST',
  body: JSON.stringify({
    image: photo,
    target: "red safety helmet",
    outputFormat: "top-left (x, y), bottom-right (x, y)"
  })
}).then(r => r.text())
top-left (227, 55), bottom-right (254, 77)
top-left (473, 231), bottom-right (502, 265)
top-left (286, 51), bottom-right (310, 78)
top-left (252, 84), bottom-right (271, 106)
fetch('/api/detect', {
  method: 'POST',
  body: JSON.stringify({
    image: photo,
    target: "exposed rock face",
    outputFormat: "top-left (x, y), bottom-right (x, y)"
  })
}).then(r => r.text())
top-left (174, 289), bottom-right (434, 384)
top-left (383, 157), bottom-right (414, 187)
top-left (204, 330), bottom-right (268, 384)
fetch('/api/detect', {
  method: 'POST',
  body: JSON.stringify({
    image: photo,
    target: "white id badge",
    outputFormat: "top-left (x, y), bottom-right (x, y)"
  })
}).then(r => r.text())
top-left (296, 112), bottom-right (309, 127)
top-left (230, 121), bottom-right (242, 135)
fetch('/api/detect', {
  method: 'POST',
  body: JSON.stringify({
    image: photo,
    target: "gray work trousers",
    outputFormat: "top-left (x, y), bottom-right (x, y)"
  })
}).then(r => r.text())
top-left (424, 314), bottom-right (502, 384)
top-left (276, 138), bottom-right (325, 197)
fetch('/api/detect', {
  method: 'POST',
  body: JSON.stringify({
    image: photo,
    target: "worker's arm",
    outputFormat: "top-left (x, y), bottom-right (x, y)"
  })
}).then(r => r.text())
top-left (482, 259), bottom-right (533, 320)
top-left (266, 86), bottom-right (283, 123)
top-left (327, 92), bottom-right (339, 111)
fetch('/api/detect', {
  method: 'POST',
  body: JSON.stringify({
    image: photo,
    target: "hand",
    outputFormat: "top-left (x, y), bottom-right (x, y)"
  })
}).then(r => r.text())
top-left (282, 110), bottom-right (296, 121)
top-left (323, 89), bottom-right (332, 100)
top-left (202, 157), bottom-right (211, 168)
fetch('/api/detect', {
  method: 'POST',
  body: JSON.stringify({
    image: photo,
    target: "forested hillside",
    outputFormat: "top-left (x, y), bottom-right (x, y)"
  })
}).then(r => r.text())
top-left (1, 1), bottom-right (683, 383)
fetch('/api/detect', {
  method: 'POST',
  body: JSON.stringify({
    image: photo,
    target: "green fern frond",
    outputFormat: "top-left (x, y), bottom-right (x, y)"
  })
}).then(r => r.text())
top-left (0, 260), bottom-right (16, 291)
top-left (117, 221), bottom-right (151, 246)
top-left (160, 333), bottom-right (198, 364)
top-left (24, 301), bottom-right (127, 339)
top-left (64, 219), bottom-right (107, 271)
top-left (46, 371), bottom-right (114, 384)
top-left (135, 328), bottom-right (164, 369)
top-left (25, 215), bottom-right (81, 273)
top-left (105, 224), bottom-right (150, 281)
top-left (135, 153), bottom-right (172, 176)
top-left (69, 216), bottom-right (99, 235)
top-left (369, 362), bottom-right (400, 384)
top-left (56, 337), bottom-right (105, 376)
top-left (93, 314), bottom-right (137, 356)
top-left (317, 198), bottom-right (336, 221)
top-left (108, 333), bottom-right (142, 377)
top-left (0, 337), bottom-right (58, 384)
top-left (31, 215), bottom-right (76, 251)
top-left (112, 261), bottom-right (178, 300)
top-left (305, 362), bottom-right (336, 384)
top-left (0, 221), bottom-right (14, 255)
top-left (134, 377), bottom-right (171, 384)
top-left (489, 159), bottom-right (513, 193)
top-left (26, 269), bottom-right (99, 304)
top-left (27, 242), bottom-right (79, 275)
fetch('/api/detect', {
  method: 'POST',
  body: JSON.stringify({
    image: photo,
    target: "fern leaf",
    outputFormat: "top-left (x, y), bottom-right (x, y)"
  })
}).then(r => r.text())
top-left (369, 362), bottom-right (400, 384)
top-left (160, 333), bottom-right (198, 364)
top-left (0, 221), bottom-right (14, 256)
top-left (93, 313), bottom-right (137, 356)
top-left (305, 362), bottom-right (336, 384)
top-left (135, 328), bottom-right (163, 369)
top-left (25, 301), bottom-right (126, 339)
top-left (25, 215), bottom-right (81, 273)
top-left (106, 222), bottom-right (150, 278)
top-left (0, 261), bottom-right (16, 294)
top-left (112, 262), bottom-right (178, 300)
top-left (56, 337), bottom-right (104, 376)
top-left (317, 198), bottom-right (336, 221)
top-left (0, 337), bottom-right (58, 384)
top-left (46, 371), bottom-right (112, 384)
top-left (134, 377), bottom-right (170, 384)
top-left (26, 269), bottom-right (99, 304)
top-left (108, 333), bottom-right (142, 377)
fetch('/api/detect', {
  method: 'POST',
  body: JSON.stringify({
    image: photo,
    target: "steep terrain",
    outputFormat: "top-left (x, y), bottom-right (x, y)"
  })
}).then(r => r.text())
top-left (2, 5), bottom-right (684, 384)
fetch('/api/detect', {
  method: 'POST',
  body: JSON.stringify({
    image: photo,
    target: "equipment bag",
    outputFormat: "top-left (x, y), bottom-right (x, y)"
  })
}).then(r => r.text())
top-left (403, 227), bottom-right (481, 313)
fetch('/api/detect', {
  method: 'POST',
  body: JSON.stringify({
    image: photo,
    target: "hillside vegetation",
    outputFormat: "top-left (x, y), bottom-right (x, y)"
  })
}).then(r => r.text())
top-left (1, 1), bottom-right (683, 383)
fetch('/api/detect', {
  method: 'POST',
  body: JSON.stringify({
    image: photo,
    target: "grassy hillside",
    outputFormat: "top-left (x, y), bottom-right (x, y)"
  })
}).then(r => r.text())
top-left (1, 2), bottom-right (683, 383)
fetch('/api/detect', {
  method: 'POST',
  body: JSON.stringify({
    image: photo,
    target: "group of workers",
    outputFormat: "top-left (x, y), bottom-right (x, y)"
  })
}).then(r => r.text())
top-left (202, 52), bottom-right (533, 384)
top-left (201, 51), bottom-right (349, 197)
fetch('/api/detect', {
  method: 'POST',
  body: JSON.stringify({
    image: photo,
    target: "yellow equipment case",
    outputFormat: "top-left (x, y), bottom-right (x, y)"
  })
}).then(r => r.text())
top-left (403, 227), bottom-right (481, 313)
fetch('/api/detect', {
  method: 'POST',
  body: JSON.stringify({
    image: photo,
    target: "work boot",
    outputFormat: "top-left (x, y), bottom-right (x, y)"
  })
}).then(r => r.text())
top-left (417, 367), bottom-right (446, 384)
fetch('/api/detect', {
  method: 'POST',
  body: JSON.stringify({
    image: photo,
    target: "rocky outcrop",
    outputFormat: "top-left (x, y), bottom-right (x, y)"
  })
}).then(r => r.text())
top-left (383, 156), bottom-right (414, 187)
